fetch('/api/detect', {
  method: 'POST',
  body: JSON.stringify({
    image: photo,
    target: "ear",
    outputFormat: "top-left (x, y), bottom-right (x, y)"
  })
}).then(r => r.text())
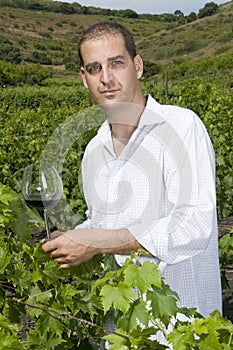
top-left (80, 67), bottom-right (88, 89)
top-left (134, 54), bottom-right (143, 80)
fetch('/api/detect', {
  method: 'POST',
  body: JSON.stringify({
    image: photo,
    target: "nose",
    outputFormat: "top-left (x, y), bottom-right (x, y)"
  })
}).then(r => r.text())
top-left (100, 66), bottom-right (113, 86)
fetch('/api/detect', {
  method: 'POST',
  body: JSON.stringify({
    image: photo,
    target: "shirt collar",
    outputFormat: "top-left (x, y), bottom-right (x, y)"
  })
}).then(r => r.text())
top-left (137, 94), bottom-right (165, 128)
top-left (96, 94), bottom-right (164, 138)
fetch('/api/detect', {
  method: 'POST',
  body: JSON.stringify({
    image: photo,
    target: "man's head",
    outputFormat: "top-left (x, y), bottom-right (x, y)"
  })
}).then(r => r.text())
top-left (78, 22), bottom-right (136, 66)
top-left (78, 21), bottom-right (145, 107)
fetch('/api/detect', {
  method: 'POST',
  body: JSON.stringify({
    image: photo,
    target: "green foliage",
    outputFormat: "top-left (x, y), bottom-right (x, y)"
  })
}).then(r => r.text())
top-left (164, 52), bottom-right (233, 80)
top-left (96, 253), bottom-right (233, 349)
top-left (218, 229), bottom-right (233, 290)
top-left (0, 184), bottom-right (107, 347)
top-left (168, 310), bottom-right (233, 350)
top-left (0, 81), bottom-right (94, 226)
top-left (0, 184), bottom-right (17, 232)
top-left (63, 50), bottom-right (81, 71)
top-left (0, 74), bottom-right (232, 221)
top-left (0, 314), bottom-right (24, 350)
top-left (0, 34), bottom-right (11, 45)
top-left (219, 230), bottom-right (233, 268)
top-left (0, 44), bottom-right (22, 64)
top-left (0, 31), bottom-right (232, 347)
top-left (139, 2), bottom-right (233, 66)
top-left (0, 184), bottom-right (42, 237)
top-left (0, 184), bottom-right (232, 348)
top-left (25, 50), bottom-right (52, 65)
top-left (198, 2), bottom-right (219, 18)
top-left (0, 60), bottom-right (52, 86)
top-left (143, 60), bottom-right (161, 78)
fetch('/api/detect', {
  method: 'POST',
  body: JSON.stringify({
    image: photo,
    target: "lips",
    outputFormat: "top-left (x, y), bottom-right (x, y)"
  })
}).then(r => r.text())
top-left (101, 90), bottom-right (118, 94)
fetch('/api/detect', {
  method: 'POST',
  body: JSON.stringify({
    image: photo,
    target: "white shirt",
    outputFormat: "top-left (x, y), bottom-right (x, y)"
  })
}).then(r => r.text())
top-left (78, 95), bottom-right (222, 317)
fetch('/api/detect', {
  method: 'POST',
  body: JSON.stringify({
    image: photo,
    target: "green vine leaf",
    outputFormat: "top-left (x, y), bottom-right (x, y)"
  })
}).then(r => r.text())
top-left (9, 196), bottom-right (42, 239)
top-left (37, 312), bottom-right (65, 339)
top-left (199, 330), bottom-right (221, 350)
top-left (148, 284), bottom-right (178, 320)
top-left (168, 323), bottom-right (195, 350)
top-left (118, 299), bottom-right (150, 330)
top-left (26, 286), bottom-right (53, 317)
top-left (104, 329), bottom-right (129, 350)
top-left (0, 315), bottom-right (24, 350)
top-left (0, 314), bottom-right (21, 333)
top-left (100, 282), bottom-right (136, 314)
top-left (27, 330), bottom-right (66, 349)
top-left (0, 246), bottom-right (11, 274)
top-left (124, 260), bottom-right (162, 294)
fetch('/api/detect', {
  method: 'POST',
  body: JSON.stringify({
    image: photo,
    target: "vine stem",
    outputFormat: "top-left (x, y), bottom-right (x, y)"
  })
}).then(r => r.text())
top-left (11, 297), bottom-right (161, 349)
top-left (11, 297), bottom-right (128, 339)
top-left (150, 317), bottom-right (169, 339)
top-left (228, 332), bottom-right (233, 346)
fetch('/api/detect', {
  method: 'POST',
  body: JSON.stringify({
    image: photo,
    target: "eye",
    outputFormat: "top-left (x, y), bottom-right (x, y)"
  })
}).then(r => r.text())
top-left (87, 65), bottom-right (101, 74)
top-left (112, 60), bottom-right (123, 66)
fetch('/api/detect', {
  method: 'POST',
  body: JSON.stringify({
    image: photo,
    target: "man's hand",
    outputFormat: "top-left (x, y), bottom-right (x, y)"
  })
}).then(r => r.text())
top-left (42, 230), bottom-right (97, 268)
top-left (42, 227), bottom-right (142, 268)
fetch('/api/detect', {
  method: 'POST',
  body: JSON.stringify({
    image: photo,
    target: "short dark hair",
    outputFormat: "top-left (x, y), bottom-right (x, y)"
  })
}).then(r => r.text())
top-left (78, 22), bottom-right (136, 66)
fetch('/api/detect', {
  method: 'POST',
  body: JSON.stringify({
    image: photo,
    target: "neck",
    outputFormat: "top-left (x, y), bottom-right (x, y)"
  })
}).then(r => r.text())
top-left (110, 102), bottom-right (145, 157)
top-left (111, 122), bottom-right (136, 139)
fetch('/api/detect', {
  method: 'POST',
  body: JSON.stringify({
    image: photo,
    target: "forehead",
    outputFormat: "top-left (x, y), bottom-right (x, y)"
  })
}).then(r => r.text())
top-left (80, 34), bottom-right (128, 64)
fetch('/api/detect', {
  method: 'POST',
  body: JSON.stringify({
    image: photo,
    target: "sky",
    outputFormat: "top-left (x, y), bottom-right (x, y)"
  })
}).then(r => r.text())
top-left (57, 0), bottom-right (229, 15)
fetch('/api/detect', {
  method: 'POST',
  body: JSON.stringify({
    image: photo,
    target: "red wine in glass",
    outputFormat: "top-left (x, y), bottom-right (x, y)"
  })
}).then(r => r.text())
top-left (22, 164), bottom-right (63, 240)
top-left (25, 198), bottom-right (59, 210)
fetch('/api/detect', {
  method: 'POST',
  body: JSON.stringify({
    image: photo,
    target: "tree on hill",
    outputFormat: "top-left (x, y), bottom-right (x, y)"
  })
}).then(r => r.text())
top-left (198, 2), bottom-right (219, 18)
top-left (59, 2), bottom-right (76, 14)
top-left (119, 9), bottom-right (138, 18)
top-left (186, 12), bottom-right (198, 23)
top-left (174, 9), bottom-right (186, 24)
top-left (174, 9), bottom-right (184, 17)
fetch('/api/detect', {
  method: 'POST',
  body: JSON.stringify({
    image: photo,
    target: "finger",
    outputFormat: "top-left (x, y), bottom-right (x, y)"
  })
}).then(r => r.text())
top-left (53, 256), bottom-right (78, 269)
top-left (60, 263), bottom-right (70, 269)
top-left (50, 249), bottom-right (60, 258)
top-left (59, 260), bottom-right (78, 269)
top-left (55, 259), bottom-right (73, 269)
top-left (51, 230), bottom-right (63, 239)
top-left (42, 230), bottom-right (63, 244)
top-left (42, 239), bottom-right (59, 252)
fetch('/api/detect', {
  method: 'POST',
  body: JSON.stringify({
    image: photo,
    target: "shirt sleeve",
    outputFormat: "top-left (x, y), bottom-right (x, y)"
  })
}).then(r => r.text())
top-left (128, 109), bottom-right (217, 265)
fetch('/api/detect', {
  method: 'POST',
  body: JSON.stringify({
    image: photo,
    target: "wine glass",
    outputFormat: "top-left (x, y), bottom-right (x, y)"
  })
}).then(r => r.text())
top-left (22, 164), bottom-right (63, 240)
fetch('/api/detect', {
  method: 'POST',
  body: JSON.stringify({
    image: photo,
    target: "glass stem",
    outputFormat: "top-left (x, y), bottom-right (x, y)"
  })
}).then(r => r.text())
top-left (44, 209), bottom-right (51, 240)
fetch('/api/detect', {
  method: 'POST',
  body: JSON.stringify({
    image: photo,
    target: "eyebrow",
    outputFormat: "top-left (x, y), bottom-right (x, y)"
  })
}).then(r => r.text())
top-left (108, 55), bottom-right (125, 62)
top-left (85, 55), bottom-right (126, 70)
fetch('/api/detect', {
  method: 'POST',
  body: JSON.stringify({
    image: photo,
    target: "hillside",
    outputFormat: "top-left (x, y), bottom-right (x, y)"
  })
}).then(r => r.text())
top-left (0, 1), bottom-right (232, 77)
top-left (0, 6), bottom-right (166, 75)
top-left (138, 1), bottom-right (233, 64)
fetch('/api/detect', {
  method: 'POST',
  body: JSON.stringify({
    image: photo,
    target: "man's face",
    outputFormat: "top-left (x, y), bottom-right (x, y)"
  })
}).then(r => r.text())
top-left (80, 34), bottom-right (143, 106)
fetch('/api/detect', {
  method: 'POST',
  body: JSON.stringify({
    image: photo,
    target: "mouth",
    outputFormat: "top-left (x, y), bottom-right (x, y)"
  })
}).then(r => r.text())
top-left (101, 90), bottom-right (119, 97)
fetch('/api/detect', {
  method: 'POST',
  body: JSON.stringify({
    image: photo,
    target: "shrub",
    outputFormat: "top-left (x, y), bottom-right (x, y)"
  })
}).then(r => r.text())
top-left (26, 51), bottom-right (52, 65)
top-left (0, 44), bottom-right (21, 63)
top-left (0, 60), bottom-right (52, 86)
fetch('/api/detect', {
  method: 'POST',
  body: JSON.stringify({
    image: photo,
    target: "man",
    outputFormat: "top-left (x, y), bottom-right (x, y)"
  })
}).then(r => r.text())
top-left (43, 22), bottom-right (222, 317)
